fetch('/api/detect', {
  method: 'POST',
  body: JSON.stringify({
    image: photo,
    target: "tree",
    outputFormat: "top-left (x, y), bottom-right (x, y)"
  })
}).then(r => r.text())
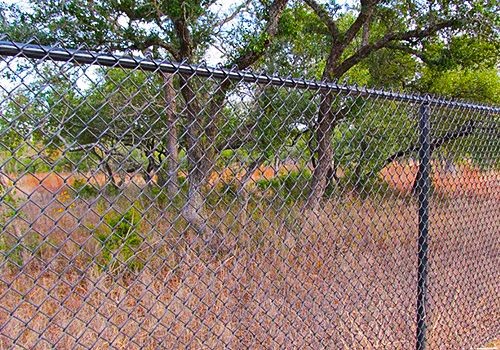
top-left (2, 0), bottom-right (290, 240)
top-left (256, 0), bottom-right (498, 208)
top-left (1, 0), bottom-right (498, 217)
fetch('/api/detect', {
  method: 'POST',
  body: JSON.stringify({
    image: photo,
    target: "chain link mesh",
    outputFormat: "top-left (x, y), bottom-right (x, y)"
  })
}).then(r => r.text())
top-left (0, 38), bottom-right (498, 349)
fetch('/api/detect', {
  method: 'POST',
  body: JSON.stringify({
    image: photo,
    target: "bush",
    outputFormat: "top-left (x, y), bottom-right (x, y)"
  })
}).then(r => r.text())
top-left (145, 175), bottom-right (188, 209)
top-left (256, 169), bottom-right (311, 203)
top-left (71, 178), bottom-right (99, 199)
top-left (96, 208), bottom-right (144, 273)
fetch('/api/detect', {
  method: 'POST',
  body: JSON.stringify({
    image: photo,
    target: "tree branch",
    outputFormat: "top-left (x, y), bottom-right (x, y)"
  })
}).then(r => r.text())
top-left (130, 35), bottom-right (180, 60)
top-left (174, 18), bottom-right (193, 58)
top-left (303, 0), bottom-right (340, 38)
top-left (231, 0), bottom-right (289, 70)
top-left (383, 119), bottom-right (476, 168)
top-left (203, 0), bottom-right (289, 155)
top-left (342, 0), bottom-right (380, 48)
top-left (333, 19), bottom-right (458, 77)
top-left (215, 121), bottom-right (258, 151)
top-left (214, 0), bottom-right (252, 31)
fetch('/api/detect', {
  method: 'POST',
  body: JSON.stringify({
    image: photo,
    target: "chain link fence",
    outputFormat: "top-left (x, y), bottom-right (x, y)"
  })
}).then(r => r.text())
top-left (0, 39), bottom-right (498, 349)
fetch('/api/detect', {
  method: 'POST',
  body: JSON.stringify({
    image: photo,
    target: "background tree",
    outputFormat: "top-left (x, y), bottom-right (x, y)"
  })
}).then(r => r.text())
top-left (249, 0), bottom-right (499, 207)
top-left (1, 0), bottom-right (290, 239)
top-left (1, 0), bottom-right (498, 215)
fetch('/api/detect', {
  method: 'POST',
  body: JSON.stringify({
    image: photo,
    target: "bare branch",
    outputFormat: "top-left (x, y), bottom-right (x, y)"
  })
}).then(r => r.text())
top-left (383, 119), bottom-right (476, 168)
top-left (67, 142), bottom-right (99, 153)
top-left (303, 0), bottom-right (340, 38)
top-left (214, 0), bottom-right (252, 31)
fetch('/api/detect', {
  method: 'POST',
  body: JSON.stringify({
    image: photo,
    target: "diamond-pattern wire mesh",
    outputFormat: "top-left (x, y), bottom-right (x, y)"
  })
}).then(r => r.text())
top-left (0, 39), bottom-right (498, 349)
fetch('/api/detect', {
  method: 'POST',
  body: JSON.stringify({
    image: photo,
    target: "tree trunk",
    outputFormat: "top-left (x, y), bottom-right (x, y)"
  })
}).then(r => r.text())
top-left (325, 159), bottom-right (339, 192)
top-left (306, 90), bottom-right (335, 209)
top-left (178, 77), bottom-right (215, 240)
top-left (305, 44), bottom-right (346, 209)
top-left (162, 73), bottom-right (180, 200)
top-left (183, 169), bottom-right (210, 234)
top-left (93, 148), bottom-right (120, 189)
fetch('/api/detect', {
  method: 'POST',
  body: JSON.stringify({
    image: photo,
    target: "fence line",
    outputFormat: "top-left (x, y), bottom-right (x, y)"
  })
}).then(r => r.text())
top-left (1, 40), bottom-right (499, 112)
top-left (0, 39), bottom-right (498, 349)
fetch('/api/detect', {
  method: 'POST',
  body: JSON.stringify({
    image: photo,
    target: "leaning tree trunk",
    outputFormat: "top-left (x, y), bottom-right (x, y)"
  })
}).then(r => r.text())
top-left (162, 73), bottom-right (180, 200)
top-left (93, 147), bottom-right (120, 189)
top-left (304, 45), bottom-right (347, 209)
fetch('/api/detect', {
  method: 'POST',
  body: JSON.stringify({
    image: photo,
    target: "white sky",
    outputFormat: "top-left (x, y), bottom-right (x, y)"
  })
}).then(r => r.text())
top-left (2, 0), bottom-right (240, 64)
top-left (0, 0), bottom-right (242, 95)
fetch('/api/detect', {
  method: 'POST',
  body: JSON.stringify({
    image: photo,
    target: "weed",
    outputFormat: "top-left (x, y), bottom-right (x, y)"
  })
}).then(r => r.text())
top-left (0, 232), bottom-right (42, 269)
top-left (0, 236), bottom-right (23, 268)
top-left (0, 185), bottom-right (23, 268)
top-left (256, 169), bottom-right (311, 203)
top-left (144, 175), bottom-right (187, 210)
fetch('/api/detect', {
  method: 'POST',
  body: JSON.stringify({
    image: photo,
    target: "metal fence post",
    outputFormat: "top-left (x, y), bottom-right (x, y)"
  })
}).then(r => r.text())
top-left (416, 101), bottom-right (431, 350)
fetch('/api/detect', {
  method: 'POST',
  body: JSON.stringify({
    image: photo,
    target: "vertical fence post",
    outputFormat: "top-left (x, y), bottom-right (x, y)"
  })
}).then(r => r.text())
top-left (416, 101), bottom-right (430, 350)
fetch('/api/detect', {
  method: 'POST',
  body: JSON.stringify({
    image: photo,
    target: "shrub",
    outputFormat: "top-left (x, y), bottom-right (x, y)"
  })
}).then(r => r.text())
top-left (95, 208), bottom-right (144, 273)
top-left (0, 185), bottom-right (23, 268)
top-left (71, 178), bottom-right (99, 199)
top-left (147, 175), bottom-right (188, 209)
top-left (256, 169), bottom-right (311, 203)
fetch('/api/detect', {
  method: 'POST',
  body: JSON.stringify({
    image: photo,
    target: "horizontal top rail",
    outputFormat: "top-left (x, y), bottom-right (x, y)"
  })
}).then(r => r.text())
top-left (0, 40), bottom-right (499, 112)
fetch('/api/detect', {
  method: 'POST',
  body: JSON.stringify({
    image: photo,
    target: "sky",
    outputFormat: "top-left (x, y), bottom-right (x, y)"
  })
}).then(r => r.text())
top-left (1, 0), bottom-right (241, 64)
top-left (0, 0), bottom-right (244, 95)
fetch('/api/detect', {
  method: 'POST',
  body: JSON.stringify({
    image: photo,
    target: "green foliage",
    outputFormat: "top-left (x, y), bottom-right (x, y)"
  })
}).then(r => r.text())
top-left (0, 183), bottom-right (40, 269)
top-left (256, 169), bottom-right (312, 203)
top-left (0, 185), bottom-right (22, 268)
top-left (333, 98), bottom-right (417, 181)
top-left (96, 208), bottom-right (144, 273)
top-left (0, 234), bottom-right (42, 269)
top-left (213, 180), bottom-right (240, 204)
top-left (1, 0), bottom-right (498, 212)
top-left (423, 68), bottom-right (500, 104)
top-left (416, 35), bottom-right (499, 104)
top-left (0, 185), bottom-right (17, 221)
top-left (0, 237), bottom-right (23, 268)
top-left (4, 0), bottom-right (216, 59)
top-left (364, 49), bottom-right (418, 89)
top-left (147, 175), bottom-right (187, 208)
top-left (425, 36), bottom-right (499, 72)
top-left (71, 179), bottom-right (99, 199)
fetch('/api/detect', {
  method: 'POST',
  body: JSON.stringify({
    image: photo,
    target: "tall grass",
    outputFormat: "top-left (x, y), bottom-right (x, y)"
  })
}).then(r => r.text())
top-left (0, 163), bottom-right (498, 349)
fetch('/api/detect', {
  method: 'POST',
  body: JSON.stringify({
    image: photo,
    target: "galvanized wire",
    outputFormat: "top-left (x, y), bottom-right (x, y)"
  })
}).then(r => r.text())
top-left (0, 38), bottom-right (498, 349)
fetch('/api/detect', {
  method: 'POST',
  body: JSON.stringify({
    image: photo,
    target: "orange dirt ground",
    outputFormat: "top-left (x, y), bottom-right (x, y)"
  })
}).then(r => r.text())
top-left (3, 161), bottom-right (498, 199)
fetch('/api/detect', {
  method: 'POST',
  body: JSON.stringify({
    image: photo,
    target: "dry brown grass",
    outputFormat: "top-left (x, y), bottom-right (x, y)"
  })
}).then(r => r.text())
top-left (0, 164), bottom-right (498, 349)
